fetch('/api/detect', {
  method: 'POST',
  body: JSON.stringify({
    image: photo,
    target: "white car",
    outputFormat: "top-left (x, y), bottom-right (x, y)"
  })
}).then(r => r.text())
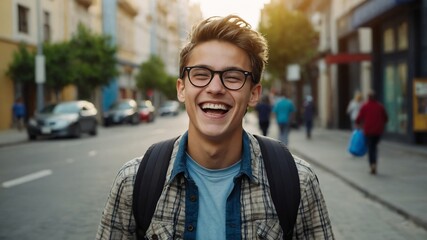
top-left (158, 100), bottom-right (180, 116)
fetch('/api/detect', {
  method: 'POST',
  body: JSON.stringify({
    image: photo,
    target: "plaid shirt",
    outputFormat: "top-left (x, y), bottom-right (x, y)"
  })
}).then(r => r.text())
top-left (96, 132), bottom-right (334, 239)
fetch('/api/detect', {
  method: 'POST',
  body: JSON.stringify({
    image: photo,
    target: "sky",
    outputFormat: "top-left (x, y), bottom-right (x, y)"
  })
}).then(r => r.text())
top-left (191, 0), bottom-right (271, 28)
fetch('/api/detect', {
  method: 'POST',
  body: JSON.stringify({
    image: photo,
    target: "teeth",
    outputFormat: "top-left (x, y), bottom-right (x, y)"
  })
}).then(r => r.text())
top-left (201, 103), bottom-right (228, 110)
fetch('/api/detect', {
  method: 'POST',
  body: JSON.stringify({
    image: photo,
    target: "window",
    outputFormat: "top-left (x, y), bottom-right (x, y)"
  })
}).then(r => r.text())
top-left (397, 21), bottom-right (408, 50)
top-left (18, 5), bottom-right (29, 34)
top-left (43, 11), bottom-right (51, 42)
top-left (383, 27), bottom-right (394, 53)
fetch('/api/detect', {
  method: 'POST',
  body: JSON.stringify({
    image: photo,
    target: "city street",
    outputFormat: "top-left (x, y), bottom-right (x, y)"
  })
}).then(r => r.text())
top-left (1, 112), bottom-right (427, 239)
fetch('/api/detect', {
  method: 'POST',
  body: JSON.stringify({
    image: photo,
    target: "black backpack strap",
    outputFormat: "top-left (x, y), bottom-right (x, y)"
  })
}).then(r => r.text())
top-left (132, 137), bottom-right (177, 239)
top-left (254, 135), bottom-right (301, 240)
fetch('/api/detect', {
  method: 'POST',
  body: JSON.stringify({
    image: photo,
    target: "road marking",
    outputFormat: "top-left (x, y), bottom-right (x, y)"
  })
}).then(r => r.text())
top-left (88, 150), bottom-right (97, 157)
top-left (2, 169), bottom-right (53, 188)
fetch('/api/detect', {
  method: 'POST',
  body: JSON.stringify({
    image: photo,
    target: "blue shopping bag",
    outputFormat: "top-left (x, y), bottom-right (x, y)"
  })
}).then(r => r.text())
top-left (348, 129), bottom-right (367, 157)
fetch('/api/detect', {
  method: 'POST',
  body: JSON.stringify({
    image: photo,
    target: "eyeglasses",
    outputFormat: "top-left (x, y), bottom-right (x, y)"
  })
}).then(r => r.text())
top-left (181, 66), bottom-right (253, 90)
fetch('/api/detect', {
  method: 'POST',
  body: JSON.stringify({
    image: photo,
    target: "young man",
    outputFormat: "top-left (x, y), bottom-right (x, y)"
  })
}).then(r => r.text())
top-left (272, 92), bottom-right (296, 145)
top-left (96, 15), bottom-right (334, 239)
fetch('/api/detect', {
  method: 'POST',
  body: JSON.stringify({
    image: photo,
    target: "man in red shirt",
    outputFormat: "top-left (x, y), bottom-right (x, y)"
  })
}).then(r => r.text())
top-left (356, 90), bottom-right (388, 174)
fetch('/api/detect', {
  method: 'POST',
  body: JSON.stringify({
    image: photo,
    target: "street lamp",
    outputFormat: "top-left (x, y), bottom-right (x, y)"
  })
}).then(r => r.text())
top-left (35, 0), bottom-right (45, 111)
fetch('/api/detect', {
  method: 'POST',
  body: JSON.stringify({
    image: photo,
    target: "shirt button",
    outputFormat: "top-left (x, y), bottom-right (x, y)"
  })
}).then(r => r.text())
top-left (187, 224), bottom-right (194, 232)
top-left (151, 234), bottom-right (158, 240)
top-left (190, 195), bottom-right (197, 202)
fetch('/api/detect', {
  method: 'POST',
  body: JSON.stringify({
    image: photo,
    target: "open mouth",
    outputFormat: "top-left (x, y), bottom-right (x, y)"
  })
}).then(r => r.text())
top-left (200, 103), bottom-right (230, 115)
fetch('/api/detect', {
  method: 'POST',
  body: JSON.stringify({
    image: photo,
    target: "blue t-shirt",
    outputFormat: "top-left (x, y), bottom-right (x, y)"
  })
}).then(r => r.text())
top-left (272, 97), bottom-right (295, 124)
top-left (186, 153), bottom-right (240, 240)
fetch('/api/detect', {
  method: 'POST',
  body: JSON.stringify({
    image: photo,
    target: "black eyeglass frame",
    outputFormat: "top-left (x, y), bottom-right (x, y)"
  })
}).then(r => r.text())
top-left (181, 66), bottom-right (254, 90)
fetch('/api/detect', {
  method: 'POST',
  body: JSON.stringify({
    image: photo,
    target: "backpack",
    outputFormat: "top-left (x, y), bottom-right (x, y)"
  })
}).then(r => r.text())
top-left (133, 135), bottom-right (300, 240)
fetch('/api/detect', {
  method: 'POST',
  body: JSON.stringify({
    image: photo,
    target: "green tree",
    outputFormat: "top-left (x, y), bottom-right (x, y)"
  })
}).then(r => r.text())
top-left (136, 55), bottom-right (168, 97)
top-left (259, 3), bottom-right (318, 80)
top-left (43, 42), bottom-right (75, 100)
top-left (159, 75), bottom-right (178, 100)
top-left (6, 42), bottom-right (35, 84)
top-left (70, 24), bottom-right (118, 99)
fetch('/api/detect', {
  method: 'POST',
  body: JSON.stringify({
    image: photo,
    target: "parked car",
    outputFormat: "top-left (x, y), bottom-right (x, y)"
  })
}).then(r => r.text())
top-left (27, 100), bottom-right (98, 140)
top-left (158, 100), bottom-right (181, 116)
top-left (138, 100), bottom-right (156, 122)
top-left (103, 99), bottom-right (140, 126)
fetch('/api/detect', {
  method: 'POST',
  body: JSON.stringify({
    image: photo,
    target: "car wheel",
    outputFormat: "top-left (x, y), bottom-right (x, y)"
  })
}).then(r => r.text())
top-left (72, 124), bottom-right (82, 138)
top-left (132, 114), bottom-right (140, 125)
top-left (28, 133), bottom-right (36, 140)
top-left (89, 123), bottom-right (97, 136)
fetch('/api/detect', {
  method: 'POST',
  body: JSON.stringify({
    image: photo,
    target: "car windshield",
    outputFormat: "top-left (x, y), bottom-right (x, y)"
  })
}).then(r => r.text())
top-left (111, 101), bottom-right (132, 110)
top-left (163, 101), bottom-right (177, 107)
top-left (40, 102), bottom-right (80, 114)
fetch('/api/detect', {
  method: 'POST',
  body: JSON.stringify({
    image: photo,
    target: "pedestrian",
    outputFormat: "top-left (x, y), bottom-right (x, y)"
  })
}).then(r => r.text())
top-left (11, 97), bottom-right (26, 131)
top-left (255, 94), bottom-right (272, 136)
top-left (96, 15), bottom-right (334, 239)
top-left (272, 91), bottom-right (296, 145)
top-left (346, 90), bottom-right (363, 130)
top-left (356, 90), bottom-right (388, 175)
top-left (303, 95), bottom-right (315, 139)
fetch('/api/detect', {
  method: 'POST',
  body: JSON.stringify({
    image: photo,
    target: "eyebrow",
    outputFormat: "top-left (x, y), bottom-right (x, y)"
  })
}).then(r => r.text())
top-left (190, 64), bottom-right (248, 72)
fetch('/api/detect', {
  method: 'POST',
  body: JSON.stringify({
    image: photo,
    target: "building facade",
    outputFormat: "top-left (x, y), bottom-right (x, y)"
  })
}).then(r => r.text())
top-left (292, 0), bottom-right (427, 144)
top-left (0, 0), bottom-right (202, 131)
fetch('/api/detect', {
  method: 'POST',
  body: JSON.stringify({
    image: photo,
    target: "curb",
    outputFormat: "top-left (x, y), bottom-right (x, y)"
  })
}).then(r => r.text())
top-left (289, 147), bottom-right (427, 231)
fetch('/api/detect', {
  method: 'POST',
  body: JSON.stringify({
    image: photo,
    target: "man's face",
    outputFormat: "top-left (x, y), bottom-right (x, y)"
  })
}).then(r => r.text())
top-left (177, 40), bottom-right (261, 140)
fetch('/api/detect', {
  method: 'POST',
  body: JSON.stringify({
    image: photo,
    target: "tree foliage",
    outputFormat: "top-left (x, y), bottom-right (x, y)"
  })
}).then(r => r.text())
top-left (7, 24), bottom-right (118, 100)
top-left (136, 55), bottom-right (176, 99)
top-left (70, 23), bottom-right (118, 99)
top-left (6, 43), bottom-right (35, 84)
top-left (259, 3), bottom-right (318, 79)
top-left (43, 42), bottom-right (75, 97)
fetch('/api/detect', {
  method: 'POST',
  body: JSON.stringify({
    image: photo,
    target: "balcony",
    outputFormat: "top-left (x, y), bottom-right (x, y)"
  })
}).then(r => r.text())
top-left (118, 0), bottom-right (138, 17)
top-left (75, 0), bottom-right (93, 8)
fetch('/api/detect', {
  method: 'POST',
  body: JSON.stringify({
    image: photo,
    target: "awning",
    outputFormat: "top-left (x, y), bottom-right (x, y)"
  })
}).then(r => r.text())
top-left (325, 53), bottom-right (371, 64)
top-left (352, 0), bottom-right (415, 28)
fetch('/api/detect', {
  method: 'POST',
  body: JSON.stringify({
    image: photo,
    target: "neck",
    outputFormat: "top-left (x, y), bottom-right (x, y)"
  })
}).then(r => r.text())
top-left (186, 129), bottom-right (243, 169)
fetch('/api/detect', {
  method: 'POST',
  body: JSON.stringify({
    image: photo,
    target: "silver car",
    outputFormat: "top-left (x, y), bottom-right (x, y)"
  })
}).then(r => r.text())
top-left (27, 100), bottom-right (98, 140)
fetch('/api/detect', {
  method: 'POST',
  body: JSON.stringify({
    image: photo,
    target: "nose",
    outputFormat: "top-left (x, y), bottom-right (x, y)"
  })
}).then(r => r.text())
top-left (206, 72), bottom-right (226, 93)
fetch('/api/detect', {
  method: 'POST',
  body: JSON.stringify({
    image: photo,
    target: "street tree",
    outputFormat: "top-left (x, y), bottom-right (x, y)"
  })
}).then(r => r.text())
top-left (6, 43), bottom-right (35, 85)
top-left (135, 55), bottom-right (169, 98)
top-left (258, 3), bottom-right (318, 82)
top-left (43, 42), bottom-right (75, 100)
top-left (70, 23), bottom-right (118, 100)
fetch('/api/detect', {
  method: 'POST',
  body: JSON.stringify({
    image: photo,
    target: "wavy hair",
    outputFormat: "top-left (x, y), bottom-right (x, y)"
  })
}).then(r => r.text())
top-left (179, 15), bottom-right (268, 84)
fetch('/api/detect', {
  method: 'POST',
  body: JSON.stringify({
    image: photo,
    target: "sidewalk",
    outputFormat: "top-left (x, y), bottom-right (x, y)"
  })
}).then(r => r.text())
top-left (243, 112), bottom-right (427, 230)
top-left (0, 129), bottom-right (28, 148)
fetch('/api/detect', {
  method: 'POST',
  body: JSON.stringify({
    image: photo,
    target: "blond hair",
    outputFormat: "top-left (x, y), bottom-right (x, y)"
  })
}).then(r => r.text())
top-left (179, 15), bottom-right (268, 84)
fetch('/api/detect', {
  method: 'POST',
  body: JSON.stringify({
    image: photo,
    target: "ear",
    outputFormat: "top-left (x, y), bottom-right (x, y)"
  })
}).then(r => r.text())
top-left (248, 83), bottom-right (262, 107)
top-left (177, 78), bottom-right (185, 102)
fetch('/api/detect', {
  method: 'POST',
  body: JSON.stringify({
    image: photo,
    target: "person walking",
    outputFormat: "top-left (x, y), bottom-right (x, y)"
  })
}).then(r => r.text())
top-left (272, 92), bottom-right (296, 145)
top-left (303, 95), bottom-right (315, 139)
top-left (356, 90), bottom-right (388, 175)
top-left (255, 94), bottom-right (272, 136)
top-left (11, 97), bottom-right (26, 131)
top-left (96, 15), bottom-right (334, 240)
top-left (347, 90), bottom-right (363, 130)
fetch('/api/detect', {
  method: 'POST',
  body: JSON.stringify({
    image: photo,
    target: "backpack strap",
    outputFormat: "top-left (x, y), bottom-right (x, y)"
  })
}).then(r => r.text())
top-left (133, 135), bottom-right (300, 240)
top-left (254, 135), bottom-right (301, 240)
top-left (132, 137), bottom-right (177, 239)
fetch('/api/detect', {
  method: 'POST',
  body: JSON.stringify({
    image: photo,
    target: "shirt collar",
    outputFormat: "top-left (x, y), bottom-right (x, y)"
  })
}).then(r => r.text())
top-left (169, 131), bottom-right (254, 183)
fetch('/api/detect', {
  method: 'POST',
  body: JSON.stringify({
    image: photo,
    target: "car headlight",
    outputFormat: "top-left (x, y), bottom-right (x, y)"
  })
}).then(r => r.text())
top-left (28, 118), bottom-right (37, 126)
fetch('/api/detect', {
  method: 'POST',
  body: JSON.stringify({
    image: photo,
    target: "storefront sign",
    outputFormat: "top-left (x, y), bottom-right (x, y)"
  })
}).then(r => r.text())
top-left (413, 78), bottom-right (427, 131)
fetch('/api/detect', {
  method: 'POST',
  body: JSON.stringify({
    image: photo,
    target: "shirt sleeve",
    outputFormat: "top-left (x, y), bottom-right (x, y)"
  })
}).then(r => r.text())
top-left (293, 159), bottom-right (335, 239)
top-left (95, 158), bottom-right (141, 240)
